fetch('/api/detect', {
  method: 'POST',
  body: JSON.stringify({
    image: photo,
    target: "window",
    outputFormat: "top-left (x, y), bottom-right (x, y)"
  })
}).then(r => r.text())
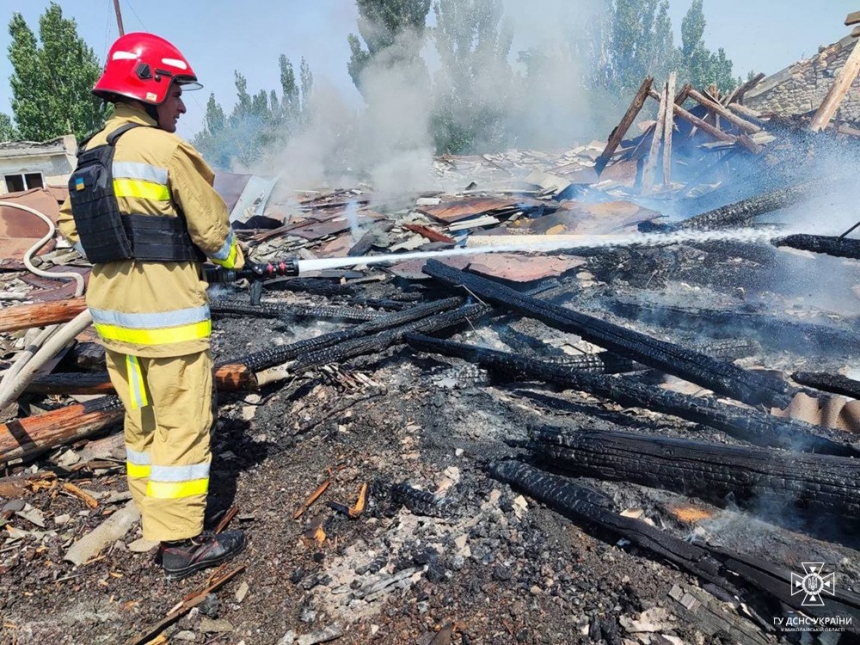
top-left (4, 172), bottom-right (44, 193)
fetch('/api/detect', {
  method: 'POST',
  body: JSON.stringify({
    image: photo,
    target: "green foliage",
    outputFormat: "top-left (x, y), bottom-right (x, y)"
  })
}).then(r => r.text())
top-left (347, 0), bottom-right (431, 93)
top-left (678, 0), bottom-right (735, 93)
top-left (596, 0), bottom-right (678, 95)
top-left (0, 114), bottom-right (16, 142)
top-left (193, 57), bottom-right (313, 170)
top-left (431, 0), bottom-right (515, 154)
top-left (7, 3), bottom-right (106, 142)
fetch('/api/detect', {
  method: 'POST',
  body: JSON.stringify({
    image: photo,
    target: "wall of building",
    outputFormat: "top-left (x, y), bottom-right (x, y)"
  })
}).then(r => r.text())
top-left (0, 135), bottom-right (77, 195)
top-left (744, 35), bottom-right (860, 124)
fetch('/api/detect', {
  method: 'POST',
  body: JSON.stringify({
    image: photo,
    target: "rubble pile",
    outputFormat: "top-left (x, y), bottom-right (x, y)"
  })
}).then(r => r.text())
top-left (4, 57), bottom-right (860, 645)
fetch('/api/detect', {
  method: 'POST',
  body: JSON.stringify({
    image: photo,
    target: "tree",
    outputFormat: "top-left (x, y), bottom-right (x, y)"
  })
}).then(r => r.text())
top-left (193, 57), bottom-right (314, 170)
top-left (431, 0), bottom-right (516, 153)
top-left (7, 3), bottom-right (106, 142)
top-left (0, 114), bottom-right (15, 142)
top-left (594, 0), bottom-right (677, 96)
top-left (678, 0), bottom-right (734, 92)
top-left (347, 0), bottom-right (431, 94)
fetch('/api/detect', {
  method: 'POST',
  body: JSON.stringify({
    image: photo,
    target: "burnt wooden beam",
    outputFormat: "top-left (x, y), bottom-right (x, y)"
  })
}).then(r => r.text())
top-left (0, 296), bottom-right (87, 333)
top-left (0, 397), bottom-right (123, 466)
top-left (220, 297), bottom-right (465, 373)
top-left (605, 297), bottom-right (859, 357)
top-left (595, 76), bottom-right (653, 175)
top-left (488, 460), bottom-right (734, 590)
top-left (648, 88), bottom-right (740, 147)
top-left (529, 426), bottom-right (860, 524)
top-left (489, 461), bottom-right (860, 629)
top-left (210, 299), bottom-right (381, 323)
top-left (792, 371), bottom-right (860, 400)
top-left (772, 233), bottom-right (860, 259)
top-left (277, 301), bottom-right (491, 378)
top-left (687, 88), bottom-right (762, 135)
top-left (725, 72), bottom-right (765, 105)
top-left (422, 260), bottom-right (794, 409)
top-left (498, 329), bottom-right (756, 376)
top-left (405, 334), bottom-right (855, 456)
top-left (677, 181), bottom-right (811, 230)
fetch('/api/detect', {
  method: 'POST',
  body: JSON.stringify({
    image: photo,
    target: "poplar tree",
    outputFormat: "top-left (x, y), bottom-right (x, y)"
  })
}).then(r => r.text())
top-left (431, 0), bottom-right (515, 153)
top-left (7, 3), bottom-right (106, 142)
top-left (347, 0), bottom-right (432, 94)
top-left (679, 0), bottom-right (735, 92)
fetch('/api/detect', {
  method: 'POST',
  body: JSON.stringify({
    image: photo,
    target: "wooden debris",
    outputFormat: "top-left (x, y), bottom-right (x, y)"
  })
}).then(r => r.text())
top-left (349, 482), bottom-right (367, 518)
top-left (214, 505), bottom-right (239, 533)
top-left (62, 482), bottom-right (99, 509)
top-left (124, 565), bottom-right (245, 645)
top-left (810, 38), bottom-right (860, 132)
top-left (0, 296), bottom-right (87, 333)
top-left (293, 479), bottom-right (331, 520)
top-left (64, 500), bottom-right (139, 566)
top-left (662, 71), bottom-right (677, 187)
top-left (642, 78), bottom-right (668, 191)
top-left (0, 398), bottom-right (123, 466)
top-left (595, 76), bottom-right (653, 175)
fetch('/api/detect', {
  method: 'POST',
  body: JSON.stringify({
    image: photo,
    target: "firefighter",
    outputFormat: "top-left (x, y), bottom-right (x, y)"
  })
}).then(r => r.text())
top-left (57, 32), bottom-right (246, 580)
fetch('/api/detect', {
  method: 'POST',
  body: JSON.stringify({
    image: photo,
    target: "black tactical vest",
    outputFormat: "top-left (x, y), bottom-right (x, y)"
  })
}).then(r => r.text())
top-left (68, 123), bottom-right (205, 264)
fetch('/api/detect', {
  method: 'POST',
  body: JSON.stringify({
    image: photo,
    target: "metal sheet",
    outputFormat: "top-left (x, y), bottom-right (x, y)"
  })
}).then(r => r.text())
top-left (0, 189), bottom-right (61, 265)
top-left (229, 175), bottom-right (280, 224)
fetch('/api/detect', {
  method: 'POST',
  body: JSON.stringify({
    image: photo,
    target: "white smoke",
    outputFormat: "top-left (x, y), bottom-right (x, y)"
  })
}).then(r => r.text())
top-left (257, 0), bottom-right (609, 193)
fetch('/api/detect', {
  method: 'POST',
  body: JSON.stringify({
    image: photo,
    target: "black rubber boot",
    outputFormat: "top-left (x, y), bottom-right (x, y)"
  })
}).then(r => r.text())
top-left (159, 530), bottom-right (246, 580)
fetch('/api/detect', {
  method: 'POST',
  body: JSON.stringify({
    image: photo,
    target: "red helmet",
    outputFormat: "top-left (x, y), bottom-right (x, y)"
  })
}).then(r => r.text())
top-left (93, 32), bottom-right (202, 105)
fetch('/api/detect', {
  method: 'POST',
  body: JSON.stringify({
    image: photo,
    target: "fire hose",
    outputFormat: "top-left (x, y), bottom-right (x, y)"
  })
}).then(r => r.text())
top-left (0, 201), bottom-right (89, 412)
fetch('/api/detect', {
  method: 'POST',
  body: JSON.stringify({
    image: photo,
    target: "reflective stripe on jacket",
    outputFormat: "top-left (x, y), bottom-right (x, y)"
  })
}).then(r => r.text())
top-left (58, 104), bottom-right (244, 357)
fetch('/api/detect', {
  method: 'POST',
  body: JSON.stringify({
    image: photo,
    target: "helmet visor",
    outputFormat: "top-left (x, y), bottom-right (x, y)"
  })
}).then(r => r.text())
top-left (176, 78), bottom-right (203, 92)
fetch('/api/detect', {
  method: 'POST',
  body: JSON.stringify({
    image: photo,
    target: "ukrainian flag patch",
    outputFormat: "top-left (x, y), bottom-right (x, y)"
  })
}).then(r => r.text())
top-left (75, 177), bottom-right (85, 191)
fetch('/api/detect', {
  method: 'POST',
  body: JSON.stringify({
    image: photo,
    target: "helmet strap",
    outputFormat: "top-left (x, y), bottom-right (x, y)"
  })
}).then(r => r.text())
top-left (144, 104), bottom-right (160, 122)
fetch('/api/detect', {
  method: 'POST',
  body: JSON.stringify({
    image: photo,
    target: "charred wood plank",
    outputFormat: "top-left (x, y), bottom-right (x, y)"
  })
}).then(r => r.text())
top-left (687, 88), bottom-right (762, 135)
top-left (792, 371), bottom-right (860, 400)
top-left (606, 298), bottom-right (859, 357)
top-left (595, 76), bottom-right (653, 175)
top-left (488, 461), bottom-right (734, 590)
top-left (0, 397), bottom-right (123, 466)
top-left (529, 426), bottom-right (860, 523)
top-left (220, 297), bottom-right (465, 373)
top-left (677, 182), bottom-right (810, 230)
top-left (210, 299), bottom-right (381, 322)
top-left (498, 326), bottom-right (756, 375)
top-left (489, 461), bottom-right (860, 629)
top-left (648, 89), bottom-right (740, 147)
top-left (423, 260), bottom-right (793, 408)
top-left (667, 584), bottom-right (771, 645)
top-left (405, 334), bottom-right (855, 456)
top-left (0, 296), bottom-right (87, 333)
top-left (772, 233), bottom-right (860, 259)
top-left (258, 302), bottom-right (491, 384)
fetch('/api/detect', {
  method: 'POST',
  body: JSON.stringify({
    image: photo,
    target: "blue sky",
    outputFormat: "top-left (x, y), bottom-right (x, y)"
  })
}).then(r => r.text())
top-left (1, 0), bottom-right (859, 139)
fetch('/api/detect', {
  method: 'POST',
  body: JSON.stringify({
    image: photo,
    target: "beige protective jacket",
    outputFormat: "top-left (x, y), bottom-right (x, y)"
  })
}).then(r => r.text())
top-left (58, 104), bottom-right (244, 358)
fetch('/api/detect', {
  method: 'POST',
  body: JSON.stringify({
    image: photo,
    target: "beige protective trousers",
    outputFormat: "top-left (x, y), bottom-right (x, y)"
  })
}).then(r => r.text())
top-left (105, 348), bottom-right (214, 541)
